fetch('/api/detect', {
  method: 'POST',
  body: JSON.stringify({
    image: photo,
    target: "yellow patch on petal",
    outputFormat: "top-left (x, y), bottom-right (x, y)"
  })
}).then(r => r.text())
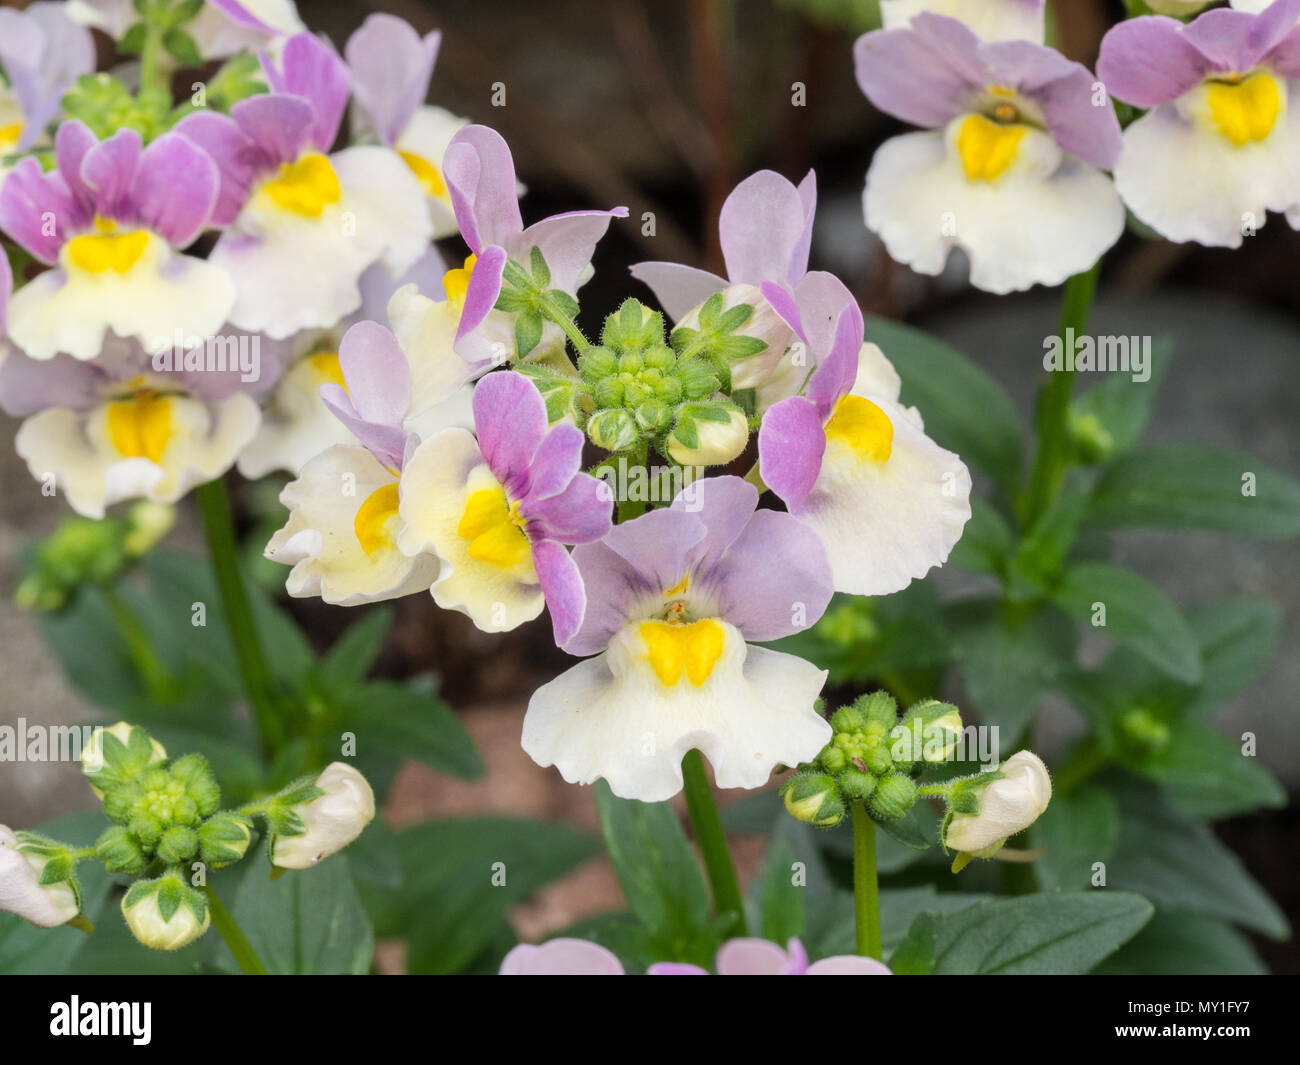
top-left (639, 618), bottom-right (726, 687)
top-left (262, 152), bottom-right (342, 217)
top-left (663, 574), bottom-right (690, 598)
top-left (957, 114), bottom-right (1026, 181)
top-left (442, 253), bottom-right (477, 309)
top-left (306, 351), bottom-right (345, 388)
top-left (457, 484), bottom-right (531, 568)
top-left (0, 121), bottom-right (22, 153)
top-left (66, 218), bottom-right (151, 275)
top-left (399, 149), bottom-right (449, 199)
top-left (354, 482), bottom-right (402, 555)
top-left (1207, 72), bottom-right (1281, 146)
top-left (106, 390), bottom-right (172, 463)
top-left (824, 394), bottom-right (893, 463)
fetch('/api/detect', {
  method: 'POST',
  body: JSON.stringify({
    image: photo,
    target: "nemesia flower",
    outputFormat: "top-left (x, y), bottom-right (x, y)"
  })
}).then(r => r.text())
top-left (944, 750), bottom-right (1052, 859)
top-left (499, 938), bottom-right (626, 975)
top-left (397, 371), bottom-right (613, 641)
top-left (879, 0), bottom-right (1045, 43)
top-left (522, 476), bottom-right (832, 802)
top-left (855, 13), bottom-right (1125, 293)
top-left (631, 168), bottom-right (814, 406)
top-left (0, 122), bottom-right (235, 361)
top-left (649, 937), bottom-right (892, 975)
top-left (66, 0), bottom-right (304, 59)
top-left (0, 2), bottom-right (95, 155)
top-left (442, 124), bottom-right (627, 370)
top-left (345, 12), bottom-right (470, 238)
top-left (120, 874), bottom-right (209, 951)
top-left (174, 33), bottom-right (432, 338)
top-left (0, 825), bottom-right (81, 928)
top-left (269, 762), bottom-right (376, 869)
top-left (265, 320), bottom-right (447, 606)
top-left (0, 260), bottom-right (270, 517)
top-left (759, 298), bottom-right (971, 597)
top-left (1098, 0), bottom-right (1300, 247)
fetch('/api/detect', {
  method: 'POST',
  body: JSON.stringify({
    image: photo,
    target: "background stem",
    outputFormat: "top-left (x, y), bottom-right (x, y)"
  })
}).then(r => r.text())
top-left (681, 749), bottom-right (747, 936)
top-left (1022, 263), bottom-right (1101, 525)
top-left (195, 478), bottom-right (283, 757)
top-left (204, 885), bottom-right (267, 975)
top-left (852, 803), bottom-right (883, 959)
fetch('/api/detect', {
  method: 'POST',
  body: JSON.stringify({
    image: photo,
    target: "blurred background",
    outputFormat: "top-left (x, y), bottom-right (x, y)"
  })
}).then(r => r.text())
top-left (1, 0), bottom-right (1297, 970)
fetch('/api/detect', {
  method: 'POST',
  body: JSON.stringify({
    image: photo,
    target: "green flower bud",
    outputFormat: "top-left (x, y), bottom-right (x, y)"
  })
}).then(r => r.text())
top-left (781, 773), bottom-right (844, 827)
top-left (156, 826), bottom-right (199, 865)
top-left (578, 345), bottom-right (619, 383)
top-left (617, 351), bottom-right (644, 374)
top-left (81, 722), bottom-right (167, 798)
top-left (95, 825), bottom-right (147, 876)
top-left (667, 407), bottom-right (749, 467)
top-left (634, 398), bottom-right (671, 432)
top-left (653, 374), bottom-right (684, 404)
top-left (819, 745), bottom-right (848, 774)
top-left (838, 769), bottom-right (877, 803)
top-left (854, 691), bottom-right (899, 733)
top-left (599, 299), bottom-right (665, 354)
top-left (122, 501), bottom-right (175, 558)
top-left (675, 357), bottom-right (721, 400)
top-left (121, 875), bottom-right (209, 951)
top-left (830, 705), bottom-right (867, 735)
top-left (868, 773), bottom-right (918, 821)
top-left (586, 408), bottom-right (639, 452)
top-left (863, 744), bottom-right (893, 776)
top-left (170, 753), bottom-right (220, 818)
top-left (593, 376), bottom-right (626, 408)
top-left (643, 344), bottom-right (676, 372)
top-left (891, 700), bottom-right (964, 770)
top-left (198, 814), bottom-right (253, 869)
top-left (129, 814), bottom-right (164, 847)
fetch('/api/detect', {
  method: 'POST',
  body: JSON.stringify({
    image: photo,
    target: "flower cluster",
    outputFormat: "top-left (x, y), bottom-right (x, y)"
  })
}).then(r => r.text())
top-left (854, 0), bottom-right (1300, 291)
top-left (0, 722), bottom-right (374, 951)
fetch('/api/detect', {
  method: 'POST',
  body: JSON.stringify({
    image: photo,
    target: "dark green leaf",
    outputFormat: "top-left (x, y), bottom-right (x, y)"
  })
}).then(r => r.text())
top-left (342, 680), bottom-right (482, 779)
top-left (1093, 910), bottom-right (1266, 975)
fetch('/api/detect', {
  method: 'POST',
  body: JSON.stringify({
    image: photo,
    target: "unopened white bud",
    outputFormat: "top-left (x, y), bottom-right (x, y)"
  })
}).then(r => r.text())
top-left (271, 763), bottom-right (376, 869)
top-left (0, 826), bottom-right (80, 928)
top-left (945, 750), bottom-right (1052, 858)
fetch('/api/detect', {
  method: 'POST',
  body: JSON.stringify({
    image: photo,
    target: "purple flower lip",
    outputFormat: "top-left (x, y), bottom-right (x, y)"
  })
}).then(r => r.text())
top-left (854, 11), bottom-right (1123, 169)
top-left (0, 122), bottom-right (221, 265)
top-left (1098, 0), bottom-right (1300, 109)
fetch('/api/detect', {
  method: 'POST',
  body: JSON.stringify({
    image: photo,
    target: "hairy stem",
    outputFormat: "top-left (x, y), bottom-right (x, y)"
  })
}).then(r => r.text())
top-left (204, 884), bottom-right (267, 975)
top-left (852, 803), bottom-right (883, 959)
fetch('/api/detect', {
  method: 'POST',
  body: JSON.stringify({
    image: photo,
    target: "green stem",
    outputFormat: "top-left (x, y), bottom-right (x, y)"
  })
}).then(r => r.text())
top-left (540, 294), bottom-right (591, 355)
top-left (204, 885), bottom-right (267, 975)
top-left (616, 439), bottom-right (650, 522)
top-left (194, 478), bottom-right (283, 757)
top-left (681, 749), bottom-right (747, 937)
top-left (852, 803), bottom-right (883, 959)
top-left (101, 585), bottom-right (172, 701)
top-left (138, 19), bottom-right (168, 98)
top-left (1021, 263), bottom-right (1101, 526)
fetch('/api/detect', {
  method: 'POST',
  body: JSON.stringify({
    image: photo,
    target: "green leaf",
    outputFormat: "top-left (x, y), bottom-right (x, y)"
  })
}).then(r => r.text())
top-left (949, 598), bottom-right (1075, 738)
top-left (1088, 446), bottom-right (1300, 539)
top-left (1185, 598), bottom-right (1282, 717)
top-left (213, 854), bottom-right (373, 974)
top-left (399, 817), bottom-right (598, 974)
top-left (162, 27), bottom-right (203, 67)
top-left (317, 606), bottom-right (395, 687)
top-left (1134, 724), bottom-right (1285, 819)
top-left (865, 314), bottom-right (1022, 492)
top-left (1106, 778), bottom-right (1288, 939)
top-left (528, 245), bottom-right (551, 288)
top-left (889, 911), bottom-right (938, 974)
top-left (341, 680), bottom-right (482, 779)
top-left (757, 839), bottom-right (804, 945)
top-left (1051, 562), bottom-right (1202, 683)
top-left (1093, 910), bottom-right (1267, 975)
top-left (1007, 476), bottom-right (1092, 595)
top-left (929, 892), bottom-right (1153, 974)
top-left (1070, 337), bottom-right (1172, 459)
top-left (593, 781), bottom-right (713, 964)
top-left (515, 310), bottom-right (544, 358)
top-left (1033, 785), bottom-right (1120, 891)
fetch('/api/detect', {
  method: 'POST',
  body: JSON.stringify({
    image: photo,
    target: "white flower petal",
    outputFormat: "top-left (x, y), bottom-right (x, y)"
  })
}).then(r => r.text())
top-left (6, 238), bottom-right (235, 361)
top-left (267, 443), bottom-right (438, 605)
top-left (880, 0), bottom-right (1045, 43)
top-left (16, 392), bottom-right (259, 518)
top-left (522, 620), bottom-right (830, 802)
top-left (238, 348), bottom-right (353, 478)
top-left (387, 283), bottom-right (479, 416)
top-left (396, 428), bottom-right (544, 632)
top-left (797, 393), bottom-right (971, 596)
top-left (214, 147), bottom-right (431, 338)
top-left (865, 125), bottom-right (1125, 294)
top-left (1114, 96), bottom-right (1300, 248)
top-left (395, 104), bottom-right (471, 239)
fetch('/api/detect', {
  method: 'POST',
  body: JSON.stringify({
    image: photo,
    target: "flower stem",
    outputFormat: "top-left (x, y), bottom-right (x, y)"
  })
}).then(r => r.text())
top-left (194, 477), bottom-right (283, 757)
top-left (681, 749), bottom-right (747, 937)
top-left (1021, 263), bottom-right (1100, 526)
top-left (204, 884), bottom-right (267, 975)
top-left (616, 439), bottom-right (650, 522)
top-left (852, 803), bottom-right (883, 959)
top-left (101, 585), bottom-right (172, 701)
top-left (138, 19), bottom-right (167, 98)
top-left (540, 293), bottom-right (591, 355)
